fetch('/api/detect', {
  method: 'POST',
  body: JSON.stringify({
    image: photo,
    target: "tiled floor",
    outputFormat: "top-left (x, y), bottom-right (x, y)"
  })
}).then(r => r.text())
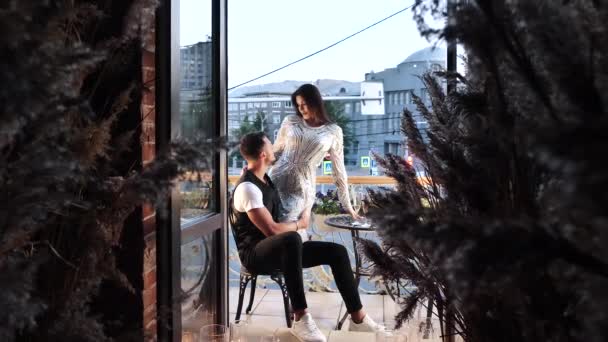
top-left (228, 287), bottom-right (461, 341)
top-left (230, 287), bottom-right (403, 332)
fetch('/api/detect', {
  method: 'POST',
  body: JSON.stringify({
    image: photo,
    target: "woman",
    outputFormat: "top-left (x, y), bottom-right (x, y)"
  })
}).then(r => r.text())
top-left (269, 84), bottom-right (360, 239)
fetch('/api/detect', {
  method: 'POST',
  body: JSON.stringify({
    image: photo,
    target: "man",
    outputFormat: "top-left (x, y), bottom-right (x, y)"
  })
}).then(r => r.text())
top-left (230, 132), bottom-right (383, 342)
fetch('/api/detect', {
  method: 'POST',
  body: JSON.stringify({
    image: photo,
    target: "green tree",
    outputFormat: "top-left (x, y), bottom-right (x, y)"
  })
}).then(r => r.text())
top-left (230, 111), bottom-right (269, 139)
top-left (251, 110), bottom-right (268, 135)
top-left (181, 87), bottom-right (212, 139)
top-left (229, 111), bottom-right (268, 161)
top-left (324, 101), bottom-right (353, 154)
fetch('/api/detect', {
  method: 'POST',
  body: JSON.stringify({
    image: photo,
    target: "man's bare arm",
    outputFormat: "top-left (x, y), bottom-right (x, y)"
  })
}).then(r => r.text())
top-left (246, 206), bottom-right (311, 237)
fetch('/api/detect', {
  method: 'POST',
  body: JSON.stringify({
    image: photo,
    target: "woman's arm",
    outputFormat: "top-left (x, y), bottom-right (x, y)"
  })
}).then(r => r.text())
top-left (328, 126), bottom-right (360, 218)
top-left (273, 117), bottom-right (289, 159)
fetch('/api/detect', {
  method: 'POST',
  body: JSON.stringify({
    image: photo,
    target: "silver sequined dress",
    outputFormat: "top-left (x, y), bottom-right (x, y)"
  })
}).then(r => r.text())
top-left (269, 115), bottom-right (354, 222)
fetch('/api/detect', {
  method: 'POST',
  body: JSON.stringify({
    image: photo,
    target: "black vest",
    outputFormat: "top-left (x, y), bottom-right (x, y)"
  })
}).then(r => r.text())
top-left (229, 170), bottom-right (282, 262)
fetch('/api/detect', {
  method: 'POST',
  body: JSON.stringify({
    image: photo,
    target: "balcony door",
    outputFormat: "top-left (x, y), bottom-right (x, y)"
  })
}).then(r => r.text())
top-left (157, 0), bottom-right (228, 341)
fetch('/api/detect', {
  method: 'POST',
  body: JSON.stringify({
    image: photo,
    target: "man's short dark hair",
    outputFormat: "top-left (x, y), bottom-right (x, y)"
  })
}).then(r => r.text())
top-left (239, 132), bottom-right (267, 161)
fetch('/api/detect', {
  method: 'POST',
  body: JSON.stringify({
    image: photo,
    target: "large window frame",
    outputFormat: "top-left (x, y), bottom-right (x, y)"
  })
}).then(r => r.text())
top-left (156, 0), bottom-right (228, 341)
top-left (152, 0), bottom-right (458, 340)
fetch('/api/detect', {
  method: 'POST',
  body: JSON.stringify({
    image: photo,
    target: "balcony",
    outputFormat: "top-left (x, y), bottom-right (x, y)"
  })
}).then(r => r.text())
top-left (212, 176), bottom-right (449, 341)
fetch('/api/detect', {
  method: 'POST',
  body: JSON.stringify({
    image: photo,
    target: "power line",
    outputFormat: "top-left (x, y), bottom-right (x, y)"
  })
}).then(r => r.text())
top-left (228, 3), bottom-right (415, 91)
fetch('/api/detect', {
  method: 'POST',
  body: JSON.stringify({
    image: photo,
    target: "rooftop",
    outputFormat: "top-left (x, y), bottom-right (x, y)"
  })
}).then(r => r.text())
top-left (400, 46), bottom-right (447, 64)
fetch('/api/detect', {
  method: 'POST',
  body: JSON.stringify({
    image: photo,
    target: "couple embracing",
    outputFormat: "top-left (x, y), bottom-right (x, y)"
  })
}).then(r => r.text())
top-left (230, 84), bottom-right (383, 342)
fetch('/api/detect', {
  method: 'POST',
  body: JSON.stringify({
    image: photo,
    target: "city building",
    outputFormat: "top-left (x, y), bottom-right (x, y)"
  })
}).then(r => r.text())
top-left (227, 80), bottom-right (364, 132)
top-left (180, 41), bottom-right (212, 92)
top-left (364, 46), bottom-right (447, 159)
top-left (179, 41), bottom-right (213, 138)
top-left (227, 80), bottom-right (384, 172)
top-left (227, 46), bottom-right (446, 174)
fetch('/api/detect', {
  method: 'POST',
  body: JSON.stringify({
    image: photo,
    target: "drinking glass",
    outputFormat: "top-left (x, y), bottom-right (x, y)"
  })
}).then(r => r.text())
top-left (182, 331), bottom-right (196, 342)
top-left (230, 320), bottom-right (248, 342)
top-left (200, 324), bottom-right (228, 342)
top-left (376, 328), bottom-right (407, 342)
top-left (351, 194), bottom-right (361, 218)
top-left (361, 196), bottom-right (369, 215)
top-left (349, 186), bottom-right (363, 224)
top-left (411, 318), bottom-right (437, 340)
top-left (357, 190), bottom-right (370, 224)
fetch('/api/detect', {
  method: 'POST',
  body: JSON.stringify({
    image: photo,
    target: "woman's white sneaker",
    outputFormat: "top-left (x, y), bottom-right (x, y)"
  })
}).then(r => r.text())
top-left (348, 315), bottom-right (385, 332)
top-left (292, 313), bottom-right (327, 342)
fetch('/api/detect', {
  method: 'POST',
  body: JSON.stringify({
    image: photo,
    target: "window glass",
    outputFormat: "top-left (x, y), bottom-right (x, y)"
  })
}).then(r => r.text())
top-left (178, 0), bottom-right (219, 333)
top-left (344, 103), bottom-right (352, 113)
top-left (179, 42), bottom-right (215, 221)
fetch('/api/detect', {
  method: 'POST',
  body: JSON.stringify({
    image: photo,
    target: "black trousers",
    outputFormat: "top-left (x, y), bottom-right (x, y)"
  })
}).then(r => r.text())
top-left (243, 231), bottom-right (363, 313)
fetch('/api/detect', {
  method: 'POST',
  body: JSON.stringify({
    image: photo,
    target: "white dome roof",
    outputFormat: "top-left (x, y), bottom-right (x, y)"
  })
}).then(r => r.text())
top-left (401, 46), bottom-right (446, 64)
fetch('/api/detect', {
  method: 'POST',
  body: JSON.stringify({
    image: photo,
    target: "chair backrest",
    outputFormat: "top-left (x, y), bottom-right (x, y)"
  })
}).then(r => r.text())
top-left (227, 191), bottom-right (240, 251)
top-left (228, 188), bottom-right (283, 277)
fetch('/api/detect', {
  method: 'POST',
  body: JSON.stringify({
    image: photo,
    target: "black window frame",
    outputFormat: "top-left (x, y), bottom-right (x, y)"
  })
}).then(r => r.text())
top-left (156, 0), bottom-right (228, 341)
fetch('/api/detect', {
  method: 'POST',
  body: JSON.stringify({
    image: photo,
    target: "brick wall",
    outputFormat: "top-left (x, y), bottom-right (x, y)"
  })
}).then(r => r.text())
top-left (141, 13), bottom-right (158, 340)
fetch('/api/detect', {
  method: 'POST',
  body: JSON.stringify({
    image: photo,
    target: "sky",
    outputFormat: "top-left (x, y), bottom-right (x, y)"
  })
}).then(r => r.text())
top-left (180, 0), bottom-right (447, 90)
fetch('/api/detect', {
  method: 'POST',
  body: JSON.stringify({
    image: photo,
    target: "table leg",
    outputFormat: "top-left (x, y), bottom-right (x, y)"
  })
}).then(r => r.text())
top-left (336, 230), bottom-right (362, 330)
top-left (352, 230), bottom-right (362, 285)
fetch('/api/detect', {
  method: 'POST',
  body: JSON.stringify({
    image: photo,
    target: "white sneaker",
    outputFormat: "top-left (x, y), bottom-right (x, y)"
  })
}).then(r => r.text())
top-left (348, 315), bottom-right (385, 332)
top-left (292, 313), bottom-right (327, 342)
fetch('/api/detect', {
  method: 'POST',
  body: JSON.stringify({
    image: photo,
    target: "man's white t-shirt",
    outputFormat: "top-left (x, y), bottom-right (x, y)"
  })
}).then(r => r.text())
top-left (233, 181), bottom-right (310, 241)
top-left (233, 182), bottom-right (265, 213)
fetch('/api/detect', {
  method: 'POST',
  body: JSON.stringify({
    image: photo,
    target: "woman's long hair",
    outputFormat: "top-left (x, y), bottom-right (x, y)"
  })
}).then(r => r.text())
top-left (291, 84), bottom-right (333, 124)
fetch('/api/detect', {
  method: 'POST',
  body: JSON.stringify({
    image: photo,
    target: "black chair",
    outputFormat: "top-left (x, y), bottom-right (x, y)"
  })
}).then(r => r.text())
top-left (229, 194), bottom-right (293, 327)
top-left (235, 266), bottom-right (293, 328)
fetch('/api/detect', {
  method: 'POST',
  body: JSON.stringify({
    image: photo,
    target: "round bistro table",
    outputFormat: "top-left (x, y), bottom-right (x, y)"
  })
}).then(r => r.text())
top-left (324, 215), bottom-right (376, 330)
